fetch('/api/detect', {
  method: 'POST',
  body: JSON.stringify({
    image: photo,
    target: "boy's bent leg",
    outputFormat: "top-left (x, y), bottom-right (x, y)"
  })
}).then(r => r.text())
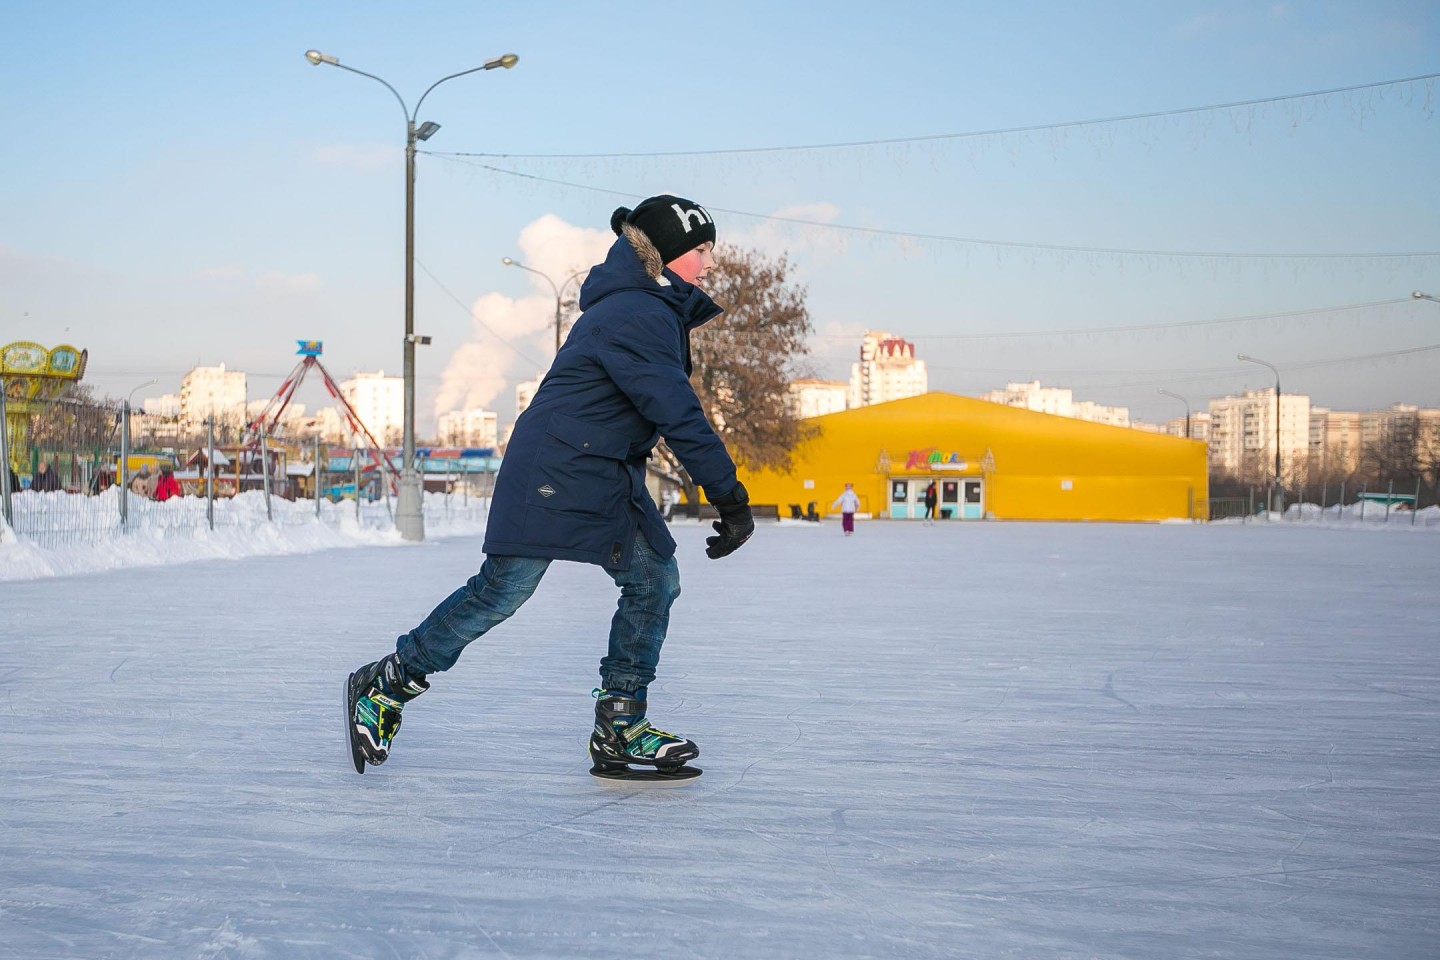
top-left (397, 553), bottom-right (551, 676)
top-left (599, 532), bottom-right (681, 693)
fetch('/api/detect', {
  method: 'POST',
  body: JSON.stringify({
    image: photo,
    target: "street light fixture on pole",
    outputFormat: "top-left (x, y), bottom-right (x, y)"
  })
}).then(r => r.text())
top-left (1237, 354), bottom-right (1283, 513)
top-left (1158, 388), bottom-right (1191, 439)
top-left (304, 48), bottom-right (519, 542)
top-left (501, 258), bottom-right (588, 354)
top-left (1413, 290), bottom-right (1439, 304)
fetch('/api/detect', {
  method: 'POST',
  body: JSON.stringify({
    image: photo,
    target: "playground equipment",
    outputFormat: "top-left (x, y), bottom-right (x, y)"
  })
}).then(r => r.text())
top-left (1, 341), bottom-right (88, 477)
top-left (243, 341), bottom-right (399, 494)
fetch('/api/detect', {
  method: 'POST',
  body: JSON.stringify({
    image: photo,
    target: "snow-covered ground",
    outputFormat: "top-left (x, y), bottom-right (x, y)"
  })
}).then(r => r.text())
top-left (1, 515), bottom-right (1437, 959)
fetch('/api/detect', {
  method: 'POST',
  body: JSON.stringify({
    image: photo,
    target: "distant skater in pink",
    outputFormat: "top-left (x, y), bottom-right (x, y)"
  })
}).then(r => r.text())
top-left (832, 482), bottom-right (861, 536)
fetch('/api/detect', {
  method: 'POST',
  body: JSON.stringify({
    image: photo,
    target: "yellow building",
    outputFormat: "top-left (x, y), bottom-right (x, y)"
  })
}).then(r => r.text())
top-left (738, 392), bottom-right (1208, 522)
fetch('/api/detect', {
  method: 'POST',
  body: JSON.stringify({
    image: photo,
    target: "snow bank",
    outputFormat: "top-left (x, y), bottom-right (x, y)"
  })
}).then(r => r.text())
top-left (0, 490), bottom-right (489, 582)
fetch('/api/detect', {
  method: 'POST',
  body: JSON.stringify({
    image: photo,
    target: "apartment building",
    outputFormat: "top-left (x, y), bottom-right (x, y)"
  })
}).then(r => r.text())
top-left (437, 408), bottom-right (499, 449)
top-left (848, 332), bottom-right (927, 408)
top-left (180, 364), bottom-right (247, 432)
top-left (1207, 388), bottom-right (1310, 480)
top-left (787, 378), bottom-right (849, 419)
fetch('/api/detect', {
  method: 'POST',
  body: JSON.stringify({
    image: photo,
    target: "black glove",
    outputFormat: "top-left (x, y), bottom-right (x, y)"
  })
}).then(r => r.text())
top-left (705, 481), bottom-right (755, 560)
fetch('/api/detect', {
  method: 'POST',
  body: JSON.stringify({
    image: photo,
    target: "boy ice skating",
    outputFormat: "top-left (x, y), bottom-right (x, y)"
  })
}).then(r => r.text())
top-left (346, 195), bottom-right (754, 781)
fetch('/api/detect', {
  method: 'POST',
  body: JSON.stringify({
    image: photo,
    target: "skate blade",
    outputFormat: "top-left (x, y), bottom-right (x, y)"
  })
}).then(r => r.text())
top-left (344, 672), bottom-right (365, 775)
top-left (589, 763), bottom-right (702, 784)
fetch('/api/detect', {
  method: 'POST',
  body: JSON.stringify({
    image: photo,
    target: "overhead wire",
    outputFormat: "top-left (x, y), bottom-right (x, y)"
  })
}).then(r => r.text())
top-left (442, 72), bottom-right (1440, 160)
top-left (428, 155), bottom-right (1440, 261)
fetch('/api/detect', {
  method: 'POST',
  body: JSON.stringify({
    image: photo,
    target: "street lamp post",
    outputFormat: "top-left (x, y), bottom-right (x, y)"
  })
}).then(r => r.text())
top-left (502, 259), bottom-right (588, 354)
top-left (119, 378), bottom-right (157, 527)
top-left (1237, 354), bottom-right (1283, 513)
top-left (1158, 388), bottom-right (1191, 439)
top-left (305, 48), bottom-right (518, 541)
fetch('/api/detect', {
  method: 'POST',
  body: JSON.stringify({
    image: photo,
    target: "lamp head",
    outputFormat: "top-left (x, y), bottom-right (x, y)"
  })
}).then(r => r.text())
top-left (502, 257), bottom-right (516, 266)
top-left (1415, 290), bottom-right (1433, 300)
top-left (304, 49), bottom-right (339, 66)
top-left (1236, 353), bottom-right (1251, 361)
top-left (415, 121), bottom-right (442, 141)
top-left (484, 53), bottom-right (520, 70)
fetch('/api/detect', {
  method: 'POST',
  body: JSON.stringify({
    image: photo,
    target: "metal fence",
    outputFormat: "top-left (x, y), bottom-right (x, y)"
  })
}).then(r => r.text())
top-left (1208, 484), bottom-right (1439, 525)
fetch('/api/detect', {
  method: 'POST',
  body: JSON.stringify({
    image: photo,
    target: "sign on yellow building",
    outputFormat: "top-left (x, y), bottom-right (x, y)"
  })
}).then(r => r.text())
top-left (737, 392), bottom-right (1208, 522)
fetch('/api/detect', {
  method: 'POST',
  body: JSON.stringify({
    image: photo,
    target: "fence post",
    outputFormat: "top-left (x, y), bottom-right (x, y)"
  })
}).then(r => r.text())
top-left (314, 436), bottom-right (322, 520)
top-left (206, 416), bottom-right (215, 532)
top-left (354, 446), bottom-right (361, 524)
top-left (119, 399), bottom-right (131, 529)
top-left (260, 426), bottom-right (273, 523)
top-left (1360, 485), bottom-right (1367, 521)
top-left (1247, 486), bottom-right (1254, 523)
top-left (1320, 482), bottom-right (1327, 523)
top-left (1385, 480), bottom-right (1394, 523)
top-left (1338, 481), bottom-right (1345, 523)
top-left (1415, 478), bottom-right (1422, 527)
top-left (0, 377), bottom-right (12, 530)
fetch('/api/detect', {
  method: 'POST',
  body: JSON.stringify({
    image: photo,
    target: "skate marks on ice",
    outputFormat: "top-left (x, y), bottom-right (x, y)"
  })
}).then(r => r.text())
top-left (3, 524), bottom-right (1440, 958)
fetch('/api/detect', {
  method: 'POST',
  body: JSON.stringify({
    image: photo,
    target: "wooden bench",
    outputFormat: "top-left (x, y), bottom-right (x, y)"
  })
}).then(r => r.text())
top-left (677, 503), bottom-right (780, 521)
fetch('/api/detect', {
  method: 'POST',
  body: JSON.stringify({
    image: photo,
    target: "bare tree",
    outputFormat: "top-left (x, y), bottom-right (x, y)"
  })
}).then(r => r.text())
top-left (656, 245), bottom-right (816, 502)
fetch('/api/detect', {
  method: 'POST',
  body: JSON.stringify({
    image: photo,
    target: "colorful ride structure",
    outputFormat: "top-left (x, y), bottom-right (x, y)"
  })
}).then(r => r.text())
top-left (1, 341), bottom-right (88, 476)
top-left (242, 341), bottom-right (399, 493)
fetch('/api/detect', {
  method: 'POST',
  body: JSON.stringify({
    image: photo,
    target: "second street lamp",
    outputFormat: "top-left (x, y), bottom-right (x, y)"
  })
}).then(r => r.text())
top-left (502, 258), bottom-right (588, 354)
top-left (305, 48), bottom-right (518, 542)
top-left (1238, 353), bottom-right (1283, 513)
top-left (1158, 388), bottom-right (1191, 439)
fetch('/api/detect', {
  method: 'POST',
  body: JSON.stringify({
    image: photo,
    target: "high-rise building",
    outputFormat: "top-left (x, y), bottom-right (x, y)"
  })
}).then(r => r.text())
top-left (1162, 411), bottom-right (1211, 441)
top-left (980, 380), bottom-right (1129, 426)
top-left (787, 378), bottom-right (849, 419)
top-left (848, 332), bottom-right (927, 408)
top-left (339, 371), bottom-right (404, 447)
top-left (1308, 407), bottom-right (1363, 477)
top-left (180, 364), bottom-right (247, 432)
top-left (437, 408), bottom-right (499, 449)
top-left (1207, 388), bottom-right (1310, 481)
top-left (515, 373), bottom-right (544, 419)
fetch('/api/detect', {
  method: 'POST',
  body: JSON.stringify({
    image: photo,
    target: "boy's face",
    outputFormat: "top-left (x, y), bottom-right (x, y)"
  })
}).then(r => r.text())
top-left (666, 241), bottom-right (715, 284)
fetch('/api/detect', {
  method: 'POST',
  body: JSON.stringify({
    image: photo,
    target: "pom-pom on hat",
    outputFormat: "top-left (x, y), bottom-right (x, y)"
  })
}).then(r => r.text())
top-left (610, 195), bottom-right (716, 266)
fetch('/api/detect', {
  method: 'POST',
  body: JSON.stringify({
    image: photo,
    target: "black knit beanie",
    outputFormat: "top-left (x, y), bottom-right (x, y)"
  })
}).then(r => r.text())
top-left (610, 194), bottom-right (716, 265)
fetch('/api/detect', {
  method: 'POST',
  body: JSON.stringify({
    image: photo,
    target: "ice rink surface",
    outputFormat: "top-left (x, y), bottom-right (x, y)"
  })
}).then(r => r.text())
top-left (2, 519), bottom-right (1437, 959)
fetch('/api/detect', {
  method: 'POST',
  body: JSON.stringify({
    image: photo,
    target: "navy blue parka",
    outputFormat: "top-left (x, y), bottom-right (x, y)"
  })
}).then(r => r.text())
top-left (482, 233), bottom-right (739, 570)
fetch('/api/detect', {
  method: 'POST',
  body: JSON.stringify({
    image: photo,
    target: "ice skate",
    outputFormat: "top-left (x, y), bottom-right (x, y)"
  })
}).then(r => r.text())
top-left (588, 689), bottom-right (701, 782)
top-left (345, 653), bottom-right (429, 773)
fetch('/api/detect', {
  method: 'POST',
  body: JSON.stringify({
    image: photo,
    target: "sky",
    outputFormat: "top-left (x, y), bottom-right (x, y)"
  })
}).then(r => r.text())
top-left (3, 508), bottom-right (1438, 956)
top-left (3, 1), bottom-right (1438, 433)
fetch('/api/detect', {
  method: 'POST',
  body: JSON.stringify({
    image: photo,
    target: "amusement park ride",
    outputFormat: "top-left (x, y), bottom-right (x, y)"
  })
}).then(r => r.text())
top-left (1, 340), bottom-right (88, 477)
top-left (243, 341), bottom-right (399, 493)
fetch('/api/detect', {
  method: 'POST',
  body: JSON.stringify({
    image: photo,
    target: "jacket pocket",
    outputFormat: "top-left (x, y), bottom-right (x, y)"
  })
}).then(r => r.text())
top-left (544, 412), bottom-right (631, 460)
top-left (524, 413), bottom-right (630, 514)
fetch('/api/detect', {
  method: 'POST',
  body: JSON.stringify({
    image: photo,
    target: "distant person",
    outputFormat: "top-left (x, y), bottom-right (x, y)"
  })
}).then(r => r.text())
top-left (832, 482), bottom-right (861, 536)
top-left (923, 480), bottom-right (938, 525)
top-left (130, 464), bottom-right (154, 498)
top-left (88, 463), bottom-right (117, 495)
top-left (153, 463), bottom-right (182, 501)
top-left (31, 460), bottom-right (61, 492)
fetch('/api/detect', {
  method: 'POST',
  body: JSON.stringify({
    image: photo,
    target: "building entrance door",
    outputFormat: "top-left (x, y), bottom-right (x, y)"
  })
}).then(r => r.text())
top-left (889, 478), bottom-right (923, 518)
top-left (961, 479), bottom-right (984, 519)
top-left (890, 477), bottom-right (978, 519)
top-left (940, 479), bottom-right (960, 520)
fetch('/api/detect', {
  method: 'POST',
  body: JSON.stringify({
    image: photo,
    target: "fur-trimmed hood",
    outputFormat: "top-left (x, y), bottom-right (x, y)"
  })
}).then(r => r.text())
top-left (577, 231), bottom-right (723, 333)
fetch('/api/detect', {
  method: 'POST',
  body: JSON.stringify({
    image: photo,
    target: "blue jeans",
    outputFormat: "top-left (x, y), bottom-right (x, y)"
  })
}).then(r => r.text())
top-left (394, 531), bottom-right (681, 694)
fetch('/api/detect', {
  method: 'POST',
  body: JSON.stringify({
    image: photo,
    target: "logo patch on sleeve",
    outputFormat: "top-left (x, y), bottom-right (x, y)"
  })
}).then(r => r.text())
top-left (538, 484), bottom-right (556, 498)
